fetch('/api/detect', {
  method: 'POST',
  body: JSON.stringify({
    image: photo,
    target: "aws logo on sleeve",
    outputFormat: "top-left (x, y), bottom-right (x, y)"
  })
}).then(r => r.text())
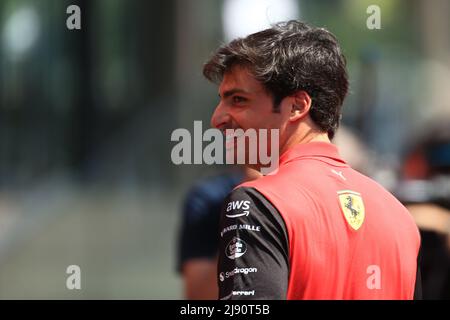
top-left (225, 200), bottom-right (250, 218)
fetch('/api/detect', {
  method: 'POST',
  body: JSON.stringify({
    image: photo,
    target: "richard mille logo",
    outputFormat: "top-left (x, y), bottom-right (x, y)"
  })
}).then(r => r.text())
top-left (220, 224), bottom-right (261, 237)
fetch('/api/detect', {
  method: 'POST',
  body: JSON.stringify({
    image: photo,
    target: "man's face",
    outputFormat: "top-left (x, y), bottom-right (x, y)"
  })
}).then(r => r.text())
top-left (211, 65), bottom-right (290, 167)
top-left (211, 64), bottom-right (287, 133)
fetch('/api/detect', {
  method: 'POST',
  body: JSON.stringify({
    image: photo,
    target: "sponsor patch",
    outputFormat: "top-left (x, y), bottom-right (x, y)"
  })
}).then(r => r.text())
top-left (338, 190), bottom-right (365, 231)
top-left (219, 267), bottom-right (258, 282)
top-left (225, 237), bottom-right (247, 259)
top-left (220, 224), bottom-right (261, 237)
top-left (225, 200), bottom-right (251, 218)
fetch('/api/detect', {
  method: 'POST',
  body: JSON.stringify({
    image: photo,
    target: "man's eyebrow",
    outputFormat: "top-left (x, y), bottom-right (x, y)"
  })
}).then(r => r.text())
top-left (218, 88), bottom-right (250, 98)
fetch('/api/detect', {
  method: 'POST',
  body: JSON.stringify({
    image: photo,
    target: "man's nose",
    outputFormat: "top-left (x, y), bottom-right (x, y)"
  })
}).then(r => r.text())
top-left (210, 102), bottom-right (229, 129)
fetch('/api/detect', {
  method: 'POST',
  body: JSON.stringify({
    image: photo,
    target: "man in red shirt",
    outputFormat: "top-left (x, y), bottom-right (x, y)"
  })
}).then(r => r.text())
top-left (203, 20), bottom-right (421, 299)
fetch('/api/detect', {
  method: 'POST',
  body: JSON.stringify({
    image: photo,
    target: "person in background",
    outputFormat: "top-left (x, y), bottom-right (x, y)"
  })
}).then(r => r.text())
top-left (396, 118), bottom-right (450, 299)
top-left (176, 167), bottom-right (260, 299)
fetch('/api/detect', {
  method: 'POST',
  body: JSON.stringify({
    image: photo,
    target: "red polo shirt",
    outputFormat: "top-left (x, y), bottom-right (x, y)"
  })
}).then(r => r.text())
top-left (218, 142), bottom-right (421, 300)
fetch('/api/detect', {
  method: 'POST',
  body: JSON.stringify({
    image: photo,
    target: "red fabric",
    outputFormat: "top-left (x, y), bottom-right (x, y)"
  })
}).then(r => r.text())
top-left (241, 142), bottom-right (420, 299)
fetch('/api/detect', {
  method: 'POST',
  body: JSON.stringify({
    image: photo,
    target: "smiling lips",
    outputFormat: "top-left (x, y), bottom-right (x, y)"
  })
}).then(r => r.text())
top-left (224, 130), bottom-right (244, 150)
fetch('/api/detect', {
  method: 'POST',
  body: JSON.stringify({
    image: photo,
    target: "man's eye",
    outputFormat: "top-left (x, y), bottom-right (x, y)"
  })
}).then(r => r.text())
top-left (232, 96), bottom-right (247, 104)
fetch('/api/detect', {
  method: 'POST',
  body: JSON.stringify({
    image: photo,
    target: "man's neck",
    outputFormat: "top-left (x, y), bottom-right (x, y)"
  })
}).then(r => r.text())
top-left (280, 129), bottom-right (330, 156)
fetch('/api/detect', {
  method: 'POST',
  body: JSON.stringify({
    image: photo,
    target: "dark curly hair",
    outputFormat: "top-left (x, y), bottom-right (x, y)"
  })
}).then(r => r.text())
top-left (203, 20), bottom-right (349, 139)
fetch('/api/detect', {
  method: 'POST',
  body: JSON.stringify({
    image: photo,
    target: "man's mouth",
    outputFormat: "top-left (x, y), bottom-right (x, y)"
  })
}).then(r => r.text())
top-left (224, 129), bottom-right (244, 150)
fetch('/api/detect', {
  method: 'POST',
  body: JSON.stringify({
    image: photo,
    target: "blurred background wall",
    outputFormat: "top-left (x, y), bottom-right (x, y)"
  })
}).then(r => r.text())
top-left (0, 0), bottom-right (449, 298)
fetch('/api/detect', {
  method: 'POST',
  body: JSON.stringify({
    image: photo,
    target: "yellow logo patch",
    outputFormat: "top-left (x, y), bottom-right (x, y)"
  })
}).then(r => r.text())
top-left (338, 190), bottom-right (365, 231)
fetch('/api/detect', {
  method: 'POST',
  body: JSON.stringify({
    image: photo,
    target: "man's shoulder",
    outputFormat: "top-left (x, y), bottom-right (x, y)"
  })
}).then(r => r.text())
top-left (235, 169), bottom-right (313, 211)
top-left (237, 164), bottom-right (314, 193)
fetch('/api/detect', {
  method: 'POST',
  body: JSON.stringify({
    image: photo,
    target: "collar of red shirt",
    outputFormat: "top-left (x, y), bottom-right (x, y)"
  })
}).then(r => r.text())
top-left (279, 141), bottom-right (348, 168)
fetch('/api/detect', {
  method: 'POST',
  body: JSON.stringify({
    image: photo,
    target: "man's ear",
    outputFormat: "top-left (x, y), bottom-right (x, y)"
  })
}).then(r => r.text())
top-left (289, 91), bottom-right (312, 122)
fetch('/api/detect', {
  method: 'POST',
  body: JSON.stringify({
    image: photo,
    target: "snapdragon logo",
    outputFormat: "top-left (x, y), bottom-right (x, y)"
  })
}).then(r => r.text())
top-left (219, 267), bottom-right (258, 282)
top-left (170, 121), bottom-right (279, 174)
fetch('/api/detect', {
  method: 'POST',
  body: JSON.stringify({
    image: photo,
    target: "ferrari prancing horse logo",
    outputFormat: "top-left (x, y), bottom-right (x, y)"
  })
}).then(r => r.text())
top-left (338, 190), bottom-right (365, 231)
